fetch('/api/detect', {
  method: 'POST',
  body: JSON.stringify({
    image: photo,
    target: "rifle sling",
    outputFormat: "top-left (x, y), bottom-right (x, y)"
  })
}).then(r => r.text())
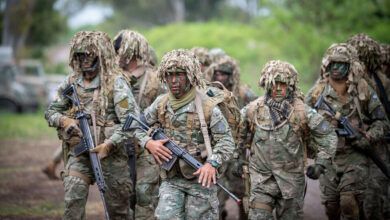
top-left (372, 72), bottom-right (390, 118)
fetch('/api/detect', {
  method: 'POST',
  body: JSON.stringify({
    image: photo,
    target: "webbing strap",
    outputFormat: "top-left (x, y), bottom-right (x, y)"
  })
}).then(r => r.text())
top-left (250, 202), bottom-right (273, 212)
top-left (138, 68), bottom-right (149, 105)
top-left (195, 90), bottom-right (213, 159)
top-left (91, 89), bottom-right (100, 145)
top-left (186, 112), bottom-right (194, 147)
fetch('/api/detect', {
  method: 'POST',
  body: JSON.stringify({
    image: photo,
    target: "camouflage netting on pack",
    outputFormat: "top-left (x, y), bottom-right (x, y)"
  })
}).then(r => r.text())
top-left (381, 44), bottom-right (390, 65)
top-left (259, 60), bottom-right (300, 93)
top-left (321, 43), bottom-right (369, 100)
top-left (69, 30), bottom-right (122, 115)
top-left (113, 30), bottom-right (150, 66)
top-left (347, 33), bottom-right (382, 74)
top-left (158, 49), bottom-right (205, 88)
top-left (191, 47), bottom-right (212, 66)
top-left (209, 55), bottom-right (241, 95)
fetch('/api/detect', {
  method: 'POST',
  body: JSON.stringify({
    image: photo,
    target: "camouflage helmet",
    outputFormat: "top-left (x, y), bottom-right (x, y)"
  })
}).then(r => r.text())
top-left (69, 30), bottom-right (121, 115)
top-left (209, 48), bottom-right (226, 61)
top-left (69, 30), bottom-right (117, 76)
top-left (113, 30), bottom-right (150, 67)
top-left (158, 49), bottom-right (205, 88)
top-left (380, 44), bottom-right (390, 66)
top-left (191, 47), bottom-right (212, 67)
top-left (259, 60), bottom-right (300, 92)
top-left (346, 33), bottom-right (382, 74)
top-left (149, 45), bottom-right (158, 67)
top-left (321, 43), bottom-right (369, 100)
top-left (209, 55), bottom-right (240, 94)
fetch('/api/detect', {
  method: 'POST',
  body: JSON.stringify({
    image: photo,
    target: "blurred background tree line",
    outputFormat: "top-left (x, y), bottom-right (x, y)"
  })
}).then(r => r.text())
top-left (1, 0), bottom-right (389, 93)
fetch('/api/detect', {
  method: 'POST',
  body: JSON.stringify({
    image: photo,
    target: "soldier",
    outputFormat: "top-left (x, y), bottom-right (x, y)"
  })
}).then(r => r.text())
top-left (240, 60), bottom-right (337, 220)
top-left (45, 31), bottom-right (137, 219)
top-left (210, 55), bottom-right (258, 107)
top-left (306, 43), bottom-right (389, 220)
top-left (347, 34), bottom-right (390, 220)
top-left (207, 55), bottom-right (257, 219)
top-left (191, 46), bottom-right (213, 81)
top-left (113, 29), bottom-right (165, 220)
top-left (135, 49), bottom-right (235, 219)
top-left (381, 44), bottom-right (390, 78)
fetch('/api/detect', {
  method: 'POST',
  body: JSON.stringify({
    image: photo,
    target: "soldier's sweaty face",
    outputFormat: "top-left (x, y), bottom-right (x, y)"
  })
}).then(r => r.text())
top-left (214, 71), bottom-right (231, 88)
top-left (271, 82), bottom-right (287, 101)
top-left (167, 72), bottom-right (191, 98)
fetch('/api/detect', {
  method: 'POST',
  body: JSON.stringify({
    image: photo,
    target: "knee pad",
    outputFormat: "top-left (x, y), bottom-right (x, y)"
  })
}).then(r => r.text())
top-left (340, 192), bottom-right (359, 218)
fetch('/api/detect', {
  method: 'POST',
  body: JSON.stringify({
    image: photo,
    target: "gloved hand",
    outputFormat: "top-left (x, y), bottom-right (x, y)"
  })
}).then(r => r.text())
top-left (231, 159), bottom-right (248, 178)
top-left (306, 164), bottom-right (324, 180)
top-left (61, 116), bottom-right (81, 137)
top-left (90, 140), bottom-right (113, 160)
top-left (351, 134), bottom-right (371, 150)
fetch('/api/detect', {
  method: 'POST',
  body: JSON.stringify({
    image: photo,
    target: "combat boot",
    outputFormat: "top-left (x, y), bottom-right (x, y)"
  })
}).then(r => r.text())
top-left (42, 160), bottom-right (59, 180)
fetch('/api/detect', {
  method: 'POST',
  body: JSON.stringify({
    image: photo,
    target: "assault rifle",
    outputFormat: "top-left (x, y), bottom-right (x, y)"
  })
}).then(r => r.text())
top-left (123, 114), bottom-right (242, 204)
top-left (63, 84), bottom-right (110, 220)
top-left (314, 95), bottom-right (390, 179)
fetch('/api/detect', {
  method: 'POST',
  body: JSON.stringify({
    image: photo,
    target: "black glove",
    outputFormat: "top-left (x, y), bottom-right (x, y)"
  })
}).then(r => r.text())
top-left (306, 164), bottom-right (324, 180)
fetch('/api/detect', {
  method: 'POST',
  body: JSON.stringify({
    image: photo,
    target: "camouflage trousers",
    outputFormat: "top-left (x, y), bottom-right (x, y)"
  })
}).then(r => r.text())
top-left (62, 151), bottom-right (133, 220)
top-left (134, 150), bottom-right (160, 220)
top-left (217, 161), bottom-right (247, 219)
top-left (319, 151), bottom-right (369, 220)
top-left (248, 175), bottom-right (304, 220)
top-left (155, 176), bottom-right (219, 220)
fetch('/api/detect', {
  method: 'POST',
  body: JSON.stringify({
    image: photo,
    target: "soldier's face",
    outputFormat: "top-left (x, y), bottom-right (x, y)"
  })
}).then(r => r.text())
top-left (214, 71), bottom-right (230, 87)
top-left (328, 62), bottom-right (349, 79)
top-left (78, 53), bottom-right (99, 80)
top-left (271, 81), bottom-right (287, 101)
top-left (166, 72), bottom-right (191, 98)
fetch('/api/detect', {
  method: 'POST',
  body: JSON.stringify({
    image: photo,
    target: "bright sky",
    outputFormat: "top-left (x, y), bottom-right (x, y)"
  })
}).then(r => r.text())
top-left (67, 3), bottom-right (113, 29)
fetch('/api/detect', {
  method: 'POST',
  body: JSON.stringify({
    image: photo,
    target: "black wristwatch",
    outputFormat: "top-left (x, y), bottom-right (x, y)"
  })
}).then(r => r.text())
top-left (207, 160), bottom-right (219, 168)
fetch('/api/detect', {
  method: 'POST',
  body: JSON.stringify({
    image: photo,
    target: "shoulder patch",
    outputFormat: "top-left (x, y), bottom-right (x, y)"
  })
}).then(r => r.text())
top-left (216, 122), bottom-right (226, 132)
top-left (373, 93), bottom-right (378, 99)
top-left (118, 99), bottom-right (128, 108)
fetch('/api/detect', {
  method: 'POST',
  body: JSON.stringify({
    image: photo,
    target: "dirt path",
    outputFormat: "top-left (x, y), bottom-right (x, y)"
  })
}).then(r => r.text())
top-left (0, 139), bottom-right (326, 219)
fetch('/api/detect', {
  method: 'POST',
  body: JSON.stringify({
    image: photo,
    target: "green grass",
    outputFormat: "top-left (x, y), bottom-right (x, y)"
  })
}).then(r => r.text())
top-left (0, 201), bottom-right (64, 217)
top-left (0, 110), bottom-right (57, 141)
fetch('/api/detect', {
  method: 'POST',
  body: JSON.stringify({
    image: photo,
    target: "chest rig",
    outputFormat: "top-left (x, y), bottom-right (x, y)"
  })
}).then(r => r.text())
top-left (157, 93), bottom-right (216, 180)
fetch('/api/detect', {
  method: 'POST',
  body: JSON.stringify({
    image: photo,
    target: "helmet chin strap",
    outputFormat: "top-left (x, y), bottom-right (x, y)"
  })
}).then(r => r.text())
top-left (82, 57), bottom-right (99, 72)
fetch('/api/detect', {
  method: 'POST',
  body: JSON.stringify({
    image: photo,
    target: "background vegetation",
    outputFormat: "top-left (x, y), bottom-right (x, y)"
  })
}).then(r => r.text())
top-left (1, 0), bottom-right (389, 137)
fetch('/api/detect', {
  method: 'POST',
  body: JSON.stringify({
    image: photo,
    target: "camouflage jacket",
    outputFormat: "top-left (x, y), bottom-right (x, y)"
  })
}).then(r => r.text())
top-left (45, 74), bottom-right (139, 148)
top-left (239, 96), bottom-right (337, 199)
top-left (130, 65), bottom-right (166, 110)
top-left (305, 80), bottom-right (389, 153)
top-left (135, 94), bottom-right (235, 180)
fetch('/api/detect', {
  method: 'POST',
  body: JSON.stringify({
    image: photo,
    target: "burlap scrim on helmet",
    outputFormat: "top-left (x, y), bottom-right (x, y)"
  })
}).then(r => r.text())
top-left (258, 60), bottom-right (300, 93)
top-left (191, 47), bottom-right (212, 66)
top-left (321, 43), bottom-right (369, 100)
top-left (346, 33), bottom-right (382, 74)
top-left (209, 55), bottom-right (240, 95)
top-left (113, 29), bottom-right (150, 66)
top-left (149, 45), bottom-right (158, 66)
top-left (158, 49), bottom-right (205, 88)
top-left (69, 30), bottom-right (123, 116)
top-left (381, 44), bottom-right (390, 66)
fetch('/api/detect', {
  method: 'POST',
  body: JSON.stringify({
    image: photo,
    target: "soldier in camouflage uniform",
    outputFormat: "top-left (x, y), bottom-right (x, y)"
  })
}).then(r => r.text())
top-left (306, 43), bottom-right (389, 220)
top-left (347, 34), bottom-right (390, 220)
top-left (45, 31), bottom-right (137, 219)
top-left (135, 49), bottom-right (235, 219)
top-left (240, 60), bottom-right (337, 220)
top-left (113, 29), bottom-right (165, 220)
top-left (191, 46), bottom-right (213, 82)
top-left (207, 55), bottom-right (257, 219)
